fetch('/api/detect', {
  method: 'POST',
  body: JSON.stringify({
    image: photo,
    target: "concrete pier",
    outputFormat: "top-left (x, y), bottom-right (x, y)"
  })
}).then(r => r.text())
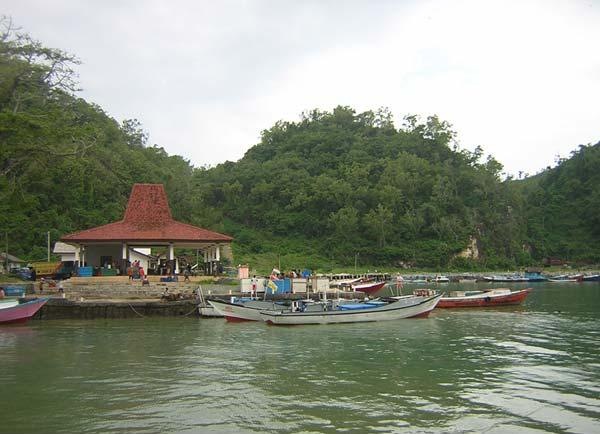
top-left (32, 298), bottom-right (200, 320)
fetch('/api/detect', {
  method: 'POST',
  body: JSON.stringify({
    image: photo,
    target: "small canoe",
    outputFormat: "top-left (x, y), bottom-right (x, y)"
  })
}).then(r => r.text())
top-left (0, 298), bottom-right (49, 324)
top-left (437, 288), bottom-right (531, 308)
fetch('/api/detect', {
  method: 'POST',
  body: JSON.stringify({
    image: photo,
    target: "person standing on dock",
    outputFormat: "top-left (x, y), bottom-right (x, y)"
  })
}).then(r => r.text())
top-left (396, 274), bottom-right (404, 291)
top-left (251, 275), bottom-right (258, 297)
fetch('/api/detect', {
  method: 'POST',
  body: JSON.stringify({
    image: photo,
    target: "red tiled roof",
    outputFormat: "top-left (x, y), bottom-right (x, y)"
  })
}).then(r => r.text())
top-left (61, 184), bottom-right (232, 243)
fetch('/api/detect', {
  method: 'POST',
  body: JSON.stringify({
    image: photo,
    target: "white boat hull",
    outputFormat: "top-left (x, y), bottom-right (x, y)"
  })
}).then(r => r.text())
top-left (260, 294), bottom-right (442, 325)
top-left (208, 299), bottom-right (282, 322)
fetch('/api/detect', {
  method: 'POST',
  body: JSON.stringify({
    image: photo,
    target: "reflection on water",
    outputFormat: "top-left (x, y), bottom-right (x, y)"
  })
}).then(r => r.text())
top-left (0, 282), bottom-right (599, 433)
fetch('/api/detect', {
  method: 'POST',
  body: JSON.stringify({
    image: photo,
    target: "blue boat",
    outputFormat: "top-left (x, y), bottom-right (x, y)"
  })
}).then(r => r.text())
top-left (3, 286), bottom-right (26, 297)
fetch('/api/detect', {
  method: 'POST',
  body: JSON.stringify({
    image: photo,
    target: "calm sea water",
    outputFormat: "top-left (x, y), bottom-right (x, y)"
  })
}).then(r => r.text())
top-left (1, 282), bottom-right (599, 433)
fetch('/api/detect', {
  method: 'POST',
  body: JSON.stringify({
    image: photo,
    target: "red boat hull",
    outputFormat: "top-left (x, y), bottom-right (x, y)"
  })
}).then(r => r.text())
top-left (0, 298), bottom-right (49, 324)
top-left (352, 281), bottom-right (387, 295)
top-left (437, 288), bottom-right (531, 308)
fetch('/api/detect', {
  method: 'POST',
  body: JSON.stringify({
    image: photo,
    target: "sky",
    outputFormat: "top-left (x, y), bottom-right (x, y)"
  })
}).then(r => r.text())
top-left (4, 0), bottom-right (600, 176)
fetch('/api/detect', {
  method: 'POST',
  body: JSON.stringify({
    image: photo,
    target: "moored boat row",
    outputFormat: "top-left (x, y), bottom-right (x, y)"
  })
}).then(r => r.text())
top-left (207, 285), bottom-right (534, 325)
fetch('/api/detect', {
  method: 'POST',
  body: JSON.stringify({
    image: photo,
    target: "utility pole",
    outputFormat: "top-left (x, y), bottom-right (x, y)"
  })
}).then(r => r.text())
top-left (5, 231), bottom-right (8, 273)
top-left (47, 231), bottom-right (50, 262)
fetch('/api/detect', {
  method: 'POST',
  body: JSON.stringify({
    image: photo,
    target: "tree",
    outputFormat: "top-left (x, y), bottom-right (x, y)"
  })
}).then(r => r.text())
top-left (364, 204), bottom-right (394, 247)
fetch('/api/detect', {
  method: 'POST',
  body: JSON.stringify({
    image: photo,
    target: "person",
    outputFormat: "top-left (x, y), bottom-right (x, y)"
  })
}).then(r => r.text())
top-left (58, 280), bottom-right (65, 297)
top-left (184, 267), bottom-right (190, 282)
top-left (31, 268), bottom-right (37, 281)
top-left (39, 278), bottom-right (44, 293)
top-left (127, 265), bottom-right (133, 281)
top-left (396, 274), bottom-right (404, 291)
top-left (251, 275), bottom-right (258, 296)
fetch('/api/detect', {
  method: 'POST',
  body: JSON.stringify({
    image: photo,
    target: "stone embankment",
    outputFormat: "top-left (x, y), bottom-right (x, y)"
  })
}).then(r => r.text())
top-left (22, 276), bottom-right (238, 320)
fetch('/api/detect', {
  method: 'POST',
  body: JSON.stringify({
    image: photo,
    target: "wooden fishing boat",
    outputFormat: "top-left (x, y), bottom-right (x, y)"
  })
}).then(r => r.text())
top-left (260, 293), bottom-right (442, 325)
top-left (0, 298), bottom-right (49, 324)
top-left (208, 298), bottom-right (289, 322)
top-left (436, 288), bottom-right (531, 308)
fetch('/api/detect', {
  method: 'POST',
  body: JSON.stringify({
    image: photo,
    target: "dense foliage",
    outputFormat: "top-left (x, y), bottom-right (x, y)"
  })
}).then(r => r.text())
top-left (517, 144), bottom-right (600, 264)
top-left (1, 19), bottom-right (598, 271)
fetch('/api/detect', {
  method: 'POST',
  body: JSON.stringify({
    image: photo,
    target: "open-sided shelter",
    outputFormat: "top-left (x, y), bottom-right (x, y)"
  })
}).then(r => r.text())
top-left (61, 184), bottom-right (232, 276)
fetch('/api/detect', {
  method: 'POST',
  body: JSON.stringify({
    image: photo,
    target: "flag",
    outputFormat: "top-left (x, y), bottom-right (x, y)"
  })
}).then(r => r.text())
top-left (267, 280), bottom-right (278, 294)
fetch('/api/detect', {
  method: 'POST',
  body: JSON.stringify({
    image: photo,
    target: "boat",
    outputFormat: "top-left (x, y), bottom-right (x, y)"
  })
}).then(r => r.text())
top-left (0, 298), bottom-right (49, 324)
top-left (0, 300), bottom-right (20, 309)
top-left (431, 275), bottom-right (450, 283)
top-left (483, 270), bottom-right (547, 283)
top-left (436, 288), bottom-right (531, 308)
top-left (259, 292), bottom-right (442, 325)
top-left (583, 274), bottom-right (600, 282)
top-left (208, 298), bottom-right (290, 322)
top-left (350, 280), bottom-right (387, 295)
top-left (2, 286), bottom-right (26, 297)
top-left (547, 274), bottom-right (583, 283)
top-left (403, 277), bottom-right (429, 284)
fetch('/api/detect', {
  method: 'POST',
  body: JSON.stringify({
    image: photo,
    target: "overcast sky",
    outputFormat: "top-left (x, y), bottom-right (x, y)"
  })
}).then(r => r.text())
top-left (5, 0), bottom-right (600, 176)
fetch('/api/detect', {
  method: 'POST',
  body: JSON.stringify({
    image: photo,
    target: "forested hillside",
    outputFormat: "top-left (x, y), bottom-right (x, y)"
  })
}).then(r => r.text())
top-left (517, 143), bottom-right (600, 264)
top-left (1, 19), bottom-right (598, 271)
top-left (192, 108), bottom-right (525, 269)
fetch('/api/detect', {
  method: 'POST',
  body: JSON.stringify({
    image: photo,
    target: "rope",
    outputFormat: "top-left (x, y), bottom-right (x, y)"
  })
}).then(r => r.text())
top-left (183, 303), bottom-right (200, 316)
top-left (127, 303), bottom-right (146, 318)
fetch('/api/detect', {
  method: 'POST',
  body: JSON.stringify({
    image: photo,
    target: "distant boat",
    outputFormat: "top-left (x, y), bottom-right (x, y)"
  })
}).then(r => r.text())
top-left (431, 275), bottom-right (450, 283)
top-left (260, 293), bottom-right (442, 325)
top-left (351, 280), bottom-right (387, 295)
top-left (547, 274), bottom-right (583, 283)
top-left (404, 277), bottom-right (428, 284)
top-left (437, 288), bottom-right (531, 308)
top-left (483, 275), bottom-right (546, 282)
top-left (583, 274), bottom-right (600, 282)
top-left (0, 298), bottom-right (49, 324)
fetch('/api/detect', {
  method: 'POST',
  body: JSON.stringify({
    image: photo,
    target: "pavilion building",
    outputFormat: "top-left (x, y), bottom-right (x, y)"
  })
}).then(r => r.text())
top-left (60, 184), bottom-right (233, 276)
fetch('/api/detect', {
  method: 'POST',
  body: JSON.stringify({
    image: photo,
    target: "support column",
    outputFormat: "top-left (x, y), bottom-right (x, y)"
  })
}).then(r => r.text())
top-left (77, 245), bottom-right (82, 268)
top-left (168, 243), bottom-right (175, 275)
top-left (121, 242), bottom-right (128, 274)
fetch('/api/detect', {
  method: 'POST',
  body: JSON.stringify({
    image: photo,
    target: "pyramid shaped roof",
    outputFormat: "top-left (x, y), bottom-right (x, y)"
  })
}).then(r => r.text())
top-left (61, 184), bottom-right (232, 244)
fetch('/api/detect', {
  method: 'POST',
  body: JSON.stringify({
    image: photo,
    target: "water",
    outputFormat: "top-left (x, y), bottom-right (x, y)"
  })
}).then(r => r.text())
top-left (1, 282), bottom-right (599, 433)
